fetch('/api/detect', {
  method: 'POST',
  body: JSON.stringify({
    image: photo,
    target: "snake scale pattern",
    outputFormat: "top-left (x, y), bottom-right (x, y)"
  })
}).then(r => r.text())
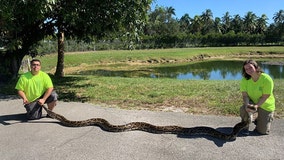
top-left (42, 105), bottom-right (248, 141)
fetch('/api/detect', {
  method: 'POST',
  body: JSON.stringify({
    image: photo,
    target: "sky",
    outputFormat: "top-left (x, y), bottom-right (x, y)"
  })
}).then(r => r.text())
top-left (151, 0), bottom-right (284, 24)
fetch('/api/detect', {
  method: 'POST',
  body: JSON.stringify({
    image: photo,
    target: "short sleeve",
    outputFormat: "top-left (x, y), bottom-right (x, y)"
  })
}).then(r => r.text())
top-left (240, 77), bottom-right (247, 92)
top-left (262, 75), bottom-right (274, 95)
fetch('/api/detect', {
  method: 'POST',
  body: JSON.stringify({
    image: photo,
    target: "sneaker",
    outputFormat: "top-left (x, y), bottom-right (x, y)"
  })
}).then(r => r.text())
top-left (241, 129), bottom-right (249, 136)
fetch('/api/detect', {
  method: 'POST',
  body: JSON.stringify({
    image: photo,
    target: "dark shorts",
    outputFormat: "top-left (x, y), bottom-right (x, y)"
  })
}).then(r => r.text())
top-left (24, 90), bottom-right (58, 120)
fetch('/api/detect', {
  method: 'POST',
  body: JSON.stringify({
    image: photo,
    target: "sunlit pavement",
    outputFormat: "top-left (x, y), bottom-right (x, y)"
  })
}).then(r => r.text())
top-left (1, 97), bottom-right (283, 160)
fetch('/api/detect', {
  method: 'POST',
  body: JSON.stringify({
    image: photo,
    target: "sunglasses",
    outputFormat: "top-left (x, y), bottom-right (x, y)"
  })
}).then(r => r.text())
top-left (31, 63), bottom-right (41, 66)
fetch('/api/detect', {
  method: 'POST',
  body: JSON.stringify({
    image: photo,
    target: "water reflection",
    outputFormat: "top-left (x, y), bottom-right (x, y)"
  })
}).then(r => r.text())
top-left (77, 60), bottom-right (284, 80)
top-left (150, 61), bottom-right (242, 80)
top-left (150, 60), bottom-right (284, 80)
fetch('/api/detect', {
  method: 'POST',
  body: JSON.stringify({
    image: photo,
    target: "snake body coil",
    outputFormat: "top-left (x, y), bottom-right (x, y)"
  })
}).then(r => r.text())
top-left (42, 105), bottom-right (248, 141)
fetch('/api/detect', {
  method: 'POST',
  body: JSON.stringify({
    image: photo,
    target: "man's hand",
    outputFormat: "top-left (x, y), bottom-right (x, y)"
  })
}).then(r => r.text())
top-left (18, 90), bottom-right (29, 105)
top-left (37, 99), bottom-right (45, 105)
top-left (23, 98), bottom-right (29, 105)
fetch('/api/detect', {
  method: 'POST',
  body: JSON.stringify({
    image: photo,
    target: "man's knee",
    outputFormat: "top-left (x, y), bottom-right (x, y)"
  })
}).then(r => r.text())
top-left (45, 90), bottom-right (58, 104)
top-left (47, 99), bottom-right (57, 111)
top-left (256, 108), bottom-right (274, 135)
top-left (48, 100), bottom-right (57, 106)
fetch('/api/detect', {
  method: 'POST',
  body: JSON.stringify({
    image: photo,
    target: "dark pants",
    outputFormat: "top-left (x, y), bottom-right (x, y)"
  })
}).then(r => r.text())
top-left (24, 91), bottom-right (58, 120)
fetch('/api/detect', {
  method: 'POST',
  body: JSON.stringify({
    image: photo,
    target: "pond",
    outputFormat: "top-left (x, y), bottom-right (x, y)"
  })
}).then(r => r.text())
top-left (150, 60), bottom-right (284, 80)
top-left (79, 60), bottom-right (284, 80)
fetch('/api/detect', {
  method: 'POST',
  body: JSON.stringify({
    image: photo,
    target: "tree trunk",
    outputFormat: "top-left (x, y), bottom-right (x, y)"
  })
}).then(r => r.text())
top-left (54, 31), bottom-right (65, 77)
top-left (0, 50), bottom-right (25, 83)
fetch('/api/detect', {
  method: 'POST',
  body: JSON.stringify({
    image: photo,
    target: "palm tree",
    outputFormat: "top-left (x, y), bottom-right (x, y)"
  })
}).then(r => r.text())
top-left (191, 15), bottom-right (202, 33)
top-left (256, 14), bottom-right (268, 34)
top-left (165, 6), bottom-right (175, 23)
top-left (231, 14), bottom-right (243, 33)
top-left (179, 13), bottom-right (191, 33)
top-left (213, 17), bottom-right (223, 33)
top-left (201, 9), bottom-right (213, 22)
top-left (273, 9), bottom-right (284, 25)
top-left (243, 11), bottom-right (257, 34)
top-left (221, 12), bottom-right (231, 34)
top-left (272, 9), bottom-right (284, 39)
top-left (200, 9), bottom-right (214, 34)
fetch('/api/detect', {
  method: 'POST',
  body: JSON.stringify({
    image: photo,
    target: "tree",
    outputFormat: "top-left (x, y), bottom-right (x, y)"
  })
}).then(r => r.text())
top-left (221, 12), bottom-right (231, 34)
top-left (165, 6), bottom-right (176, 22)
top-left (191, 15), bottom-right (202, 33)
top-left (0, 0), bottom-right (152, 82)
top-left (146, 6), bottom-right (179, 36)
top-left (256, 14), bottom-right (268, 34)
top-left (0, 0), bottom-right (53, 82)
top-left (45, 0), bottom-right (152, 77)
top-left (231, 14), bottom-right (243, 33)
top-left (243, 11), bottom-right (257, 34)
top-left (213, 17), bottom-right (223, 34)
top-left (264, 10), bottom-right (284, 43)
top-left (272, 9), bottom-right (284, 40)
top-left (200, 9), bottom-right (214, 34)
top-left (273, 9), bottom-right (284, 24)
top-left (179, 14), bottom-right (192, 33)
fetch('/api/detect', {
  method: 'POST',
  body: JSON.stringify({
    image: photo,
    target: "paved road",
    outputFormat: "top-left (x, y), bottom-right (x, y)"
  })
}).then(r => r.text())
top-left (1, 96), bottom-right (283, 160)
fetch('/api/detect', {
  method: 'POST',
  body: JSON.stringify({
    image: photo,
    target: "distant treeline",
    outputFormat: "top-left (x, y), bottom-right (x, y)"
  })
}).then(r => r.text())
top-left (38, 7), bottom-right (284, 53)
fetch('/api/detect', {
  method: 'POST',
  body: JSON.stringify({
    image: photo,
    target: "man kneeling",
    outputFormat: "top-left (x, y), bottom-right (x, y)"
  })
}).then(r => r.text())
top-left (15, 59), bottom-right (58, 119)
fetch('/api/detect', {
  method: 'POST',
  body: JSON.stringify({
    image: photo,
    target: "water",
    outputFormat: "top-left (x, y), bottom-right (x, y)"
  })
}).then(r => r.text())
top-left (150, 60), bottom-right (284, 80)
top-left (79, 60), bottom-right (284, 80)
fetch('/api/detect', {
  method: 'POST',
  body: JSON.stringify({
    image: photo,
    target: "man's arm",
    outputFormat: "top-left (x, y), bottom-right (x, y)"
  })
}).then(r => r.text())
top-left (242, 91), bottom-right (257, 112)
top-left (38, 87), bottom-right (54, 105)
top-left (241, 92), bottom-right (250, 106)
top-left (254, 94), bottom-right (270, 109)
top-left (17, 90), bottom-right (29, 104)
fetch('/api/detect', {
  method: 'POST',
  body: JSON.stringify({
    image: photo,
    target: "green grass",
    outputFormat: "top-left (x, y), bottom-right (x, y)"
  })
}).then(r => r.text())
top-left (40, 46), bottom-right (284, 72)
top-left (3, 47), bottom-right (284, 118)
top-left (51, 75), bottom-right (284, 118)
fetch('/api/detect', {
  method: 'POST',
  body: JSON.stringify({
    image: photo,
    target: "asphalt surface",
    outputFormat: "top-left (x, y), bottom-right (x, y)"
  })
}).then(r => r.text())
top-left (1, 95), bottom-right (283, 160)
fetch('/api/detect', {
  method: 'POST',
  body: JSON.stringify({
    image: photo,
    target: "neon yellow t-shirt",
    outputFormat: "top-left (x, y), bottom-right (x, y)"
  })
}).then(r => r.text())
top-left (240, 73), bottom-right (275, 112)
top-left (15, 71), bottom-right (53, 102)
